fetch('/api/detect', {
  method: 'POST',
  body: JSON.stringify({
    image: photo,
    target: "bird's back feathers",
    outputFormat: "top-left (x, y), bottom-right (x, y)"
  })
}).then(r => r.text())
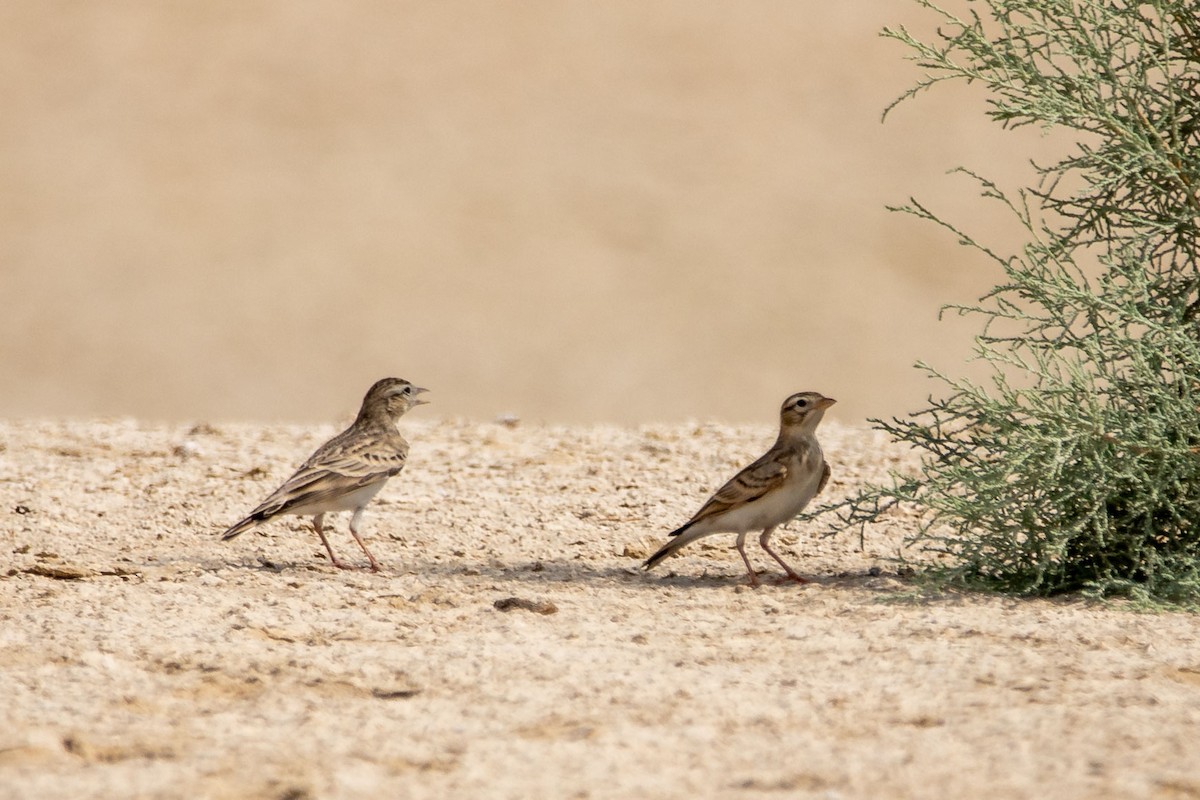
top-left (673, 451), bottom-right (791, 535)
top-left (219, 421), bottom-right (409, 539)
top-left (644, 437), bottom-right (829, 572)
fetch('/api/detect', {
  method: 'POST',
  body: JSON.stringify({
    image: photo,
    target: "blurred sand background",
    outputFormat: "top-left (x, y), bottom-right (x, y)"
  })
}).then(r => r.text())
top-left (0, 1), bottom-right (1066, 426)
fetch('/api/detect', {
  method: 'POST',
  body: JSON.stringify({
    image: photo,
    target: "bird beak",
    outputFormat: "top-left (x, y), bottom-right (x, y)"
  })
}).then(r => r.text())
top-left (818, 397), bottom-right (837, 409)
top-left (413, 386), bottom-right (430, 405)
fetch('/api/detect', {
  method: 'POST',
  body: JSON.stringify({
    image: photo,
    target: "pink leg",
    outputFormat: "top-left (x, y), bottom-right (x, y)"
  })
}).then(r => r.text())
top-left (311, 513), bottom-right (350, 570)
top-left (759, 526), bottom-right (808, 584)
top-left (735, 531), bottom-right (759, 587)
top-left (348, 508), bottom-right (381, 573)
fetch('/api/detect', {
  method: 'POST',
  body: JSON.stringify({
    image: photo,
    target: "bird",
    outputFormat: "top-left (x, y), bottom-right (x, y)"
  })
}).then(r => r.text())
top-left (644, 391), bottom-right (836, 586)
top-left (220, 377), bottom-right (428, 572)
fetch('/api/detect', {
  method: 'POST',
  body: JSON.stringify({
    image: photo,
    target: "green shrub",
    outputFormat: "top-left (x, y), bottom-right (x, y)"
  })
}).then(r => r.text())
top-left (825, 0), bottom-right (1200, 603)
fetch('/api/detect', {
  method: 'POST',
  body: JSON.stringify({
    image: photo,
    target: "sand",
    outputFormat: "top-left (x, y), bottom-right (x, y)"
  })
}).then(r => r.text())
top-left (3, 417), bottom-right (1199, 799)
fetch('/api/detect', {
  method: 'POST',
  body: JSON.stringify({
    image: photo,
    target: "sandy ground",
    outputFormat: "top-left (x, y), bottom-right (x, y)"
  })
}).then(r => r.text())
top-left (3, 416), bottom-right (1200, 799)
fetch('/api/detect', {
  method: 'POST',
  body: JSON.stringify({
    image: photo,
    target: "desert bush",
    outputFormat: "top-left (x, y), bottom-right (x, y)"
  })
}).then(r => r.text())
top-left (824, 0), bottom-right (1200, 603)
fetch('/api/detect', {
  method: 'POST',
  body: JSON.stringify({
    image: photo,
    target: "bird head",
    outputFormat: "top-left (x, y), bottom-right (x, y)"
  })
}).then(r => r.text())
top-left (361, 377), bottom-right (429, 421)
top-left (779, 391), bottom-right (836, 434)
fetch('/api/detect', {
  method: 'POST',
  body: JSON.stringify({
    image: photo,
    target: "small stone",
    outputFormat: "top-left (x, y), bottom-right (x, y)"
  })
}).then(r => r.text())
top-left (372, 687), bottom-right (421, 700)
top-left (24, 564), bottom-right (95, 580)
top-left (173, 441), bottom-right (203, 459)
top-left (493, 597), bottom-right (558, 615)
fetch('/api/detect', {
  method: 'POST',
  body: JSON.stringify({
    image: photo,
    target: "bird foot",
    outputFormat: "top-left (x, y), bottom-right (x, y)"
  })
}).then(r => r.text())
top-left (331, 561), bottom-right (382, 574)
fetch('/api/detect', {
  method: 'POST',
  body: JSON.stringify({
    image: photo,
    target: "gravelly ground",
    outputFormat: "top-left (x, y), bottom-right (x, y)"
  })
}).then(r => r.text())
top-left (2, 418), bottom-right (1198, 799)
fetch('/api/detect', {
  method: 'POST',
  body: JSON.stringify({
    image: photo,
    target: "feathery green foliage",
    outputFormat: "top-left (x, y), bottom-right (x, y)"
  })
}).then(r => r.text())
top-left (827, 0), bottom-right (1200, 602)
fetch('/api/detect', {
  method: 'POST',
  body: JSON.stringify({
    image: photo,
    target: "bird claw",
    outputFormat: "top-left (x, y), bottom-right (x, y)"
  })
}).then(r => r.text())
top-left (332, 561), bottom-right (382, 574)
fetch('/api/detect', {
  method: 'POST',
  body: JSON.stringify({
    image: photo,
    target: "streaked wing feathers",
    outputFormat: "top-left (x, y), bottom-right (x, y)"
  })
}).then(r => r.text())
top-left (305, 447), bottom-right (408, 479)
top-left (256, 469), bottom-right (380, 517)
top-left (676, 450), bottom-right (789, 533)
top-left (251, 430), bottom-right (409, 518)
top-left (301, 431), bottom-right (409, 477)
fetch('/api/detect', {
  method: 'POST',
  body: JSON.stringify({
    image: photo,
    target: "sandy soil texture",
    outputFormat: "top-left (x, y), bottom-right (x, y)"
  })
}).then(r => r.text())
top-left (3, 418), bottom-right (1199, 799)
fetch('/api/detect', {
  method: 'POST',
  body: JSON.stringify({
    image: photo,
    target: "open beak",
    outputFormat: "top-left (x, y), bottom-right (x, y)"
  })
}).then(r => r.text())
top-left (413, 386), bottom-right (430, 405)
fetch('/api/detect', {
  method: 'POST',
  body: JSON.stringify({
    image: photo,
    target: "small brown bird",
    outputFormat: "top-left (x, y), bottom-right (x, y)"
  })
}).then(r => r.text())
top-left (220, 377), bottom-right (428, 572)
top-left (645, 392), bottom-right (835, 586)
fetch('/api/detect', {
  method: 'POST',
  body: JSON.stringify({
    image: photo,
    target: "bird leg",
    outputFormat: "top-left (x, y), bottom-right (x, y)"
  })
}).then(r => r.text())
top-left (311, 513), bottom-right (350, 570)
top-left (735, 530), bottom-right (759, 587)
top-left (759, 526), bottom-right (808, 584)
top-left (348, 507), bottom-right (382, 573)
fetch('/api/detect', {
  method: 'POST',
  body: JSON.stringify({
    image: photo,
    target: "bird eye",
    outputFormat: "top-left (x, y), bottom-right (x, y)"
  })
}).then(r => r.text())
top-left (402, 385), bottom-right (412, 395)
top-left (795, 398), bottom-right (808, 409)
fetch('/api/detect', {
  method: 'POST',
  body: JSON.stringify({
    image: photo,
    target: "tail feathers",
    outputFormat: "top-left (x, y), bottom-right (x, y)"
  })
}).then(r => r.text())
top-left (220, 511), bottom-right (268, 541)
top-left (644, 523), bottom-right (697, 571)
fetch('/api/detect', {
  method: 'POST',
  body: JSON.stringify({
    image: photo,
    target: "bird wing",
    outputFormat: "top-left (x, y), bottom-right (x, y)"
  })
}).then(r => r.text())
top-left (817, 460), bottom-right (831, 495)
top-left (249, 431), bottom-right (409, 518)
top-left (301, 434), bottom-right (409, 478)
top-left (674, 449), bottom-right (789, 534)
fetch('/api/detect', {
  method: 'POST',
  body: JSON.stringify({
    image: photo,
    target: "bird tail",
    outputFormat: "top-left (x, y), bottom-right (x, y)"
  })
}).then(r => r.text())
top-left (644, 522), bottom-right (704, 571)
top-left (220, 513), bottom-right (264, 541)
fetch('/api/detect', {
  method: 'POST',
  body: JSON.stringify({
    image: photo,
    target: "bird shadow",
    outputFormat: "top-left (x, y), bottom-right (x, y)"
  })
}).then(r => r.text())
top-left (205, 551), bottom-right (924, 600)
top-left (398, 557), bottom-right (922, 597)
